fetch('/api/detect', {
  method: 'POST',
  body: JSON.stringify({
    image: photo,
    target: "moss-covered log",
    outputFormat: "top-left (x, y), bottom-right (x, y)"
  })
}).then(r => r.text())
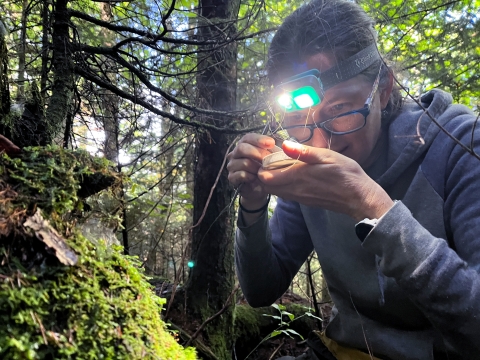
top-left (0, 147), bottom-right (196, 359)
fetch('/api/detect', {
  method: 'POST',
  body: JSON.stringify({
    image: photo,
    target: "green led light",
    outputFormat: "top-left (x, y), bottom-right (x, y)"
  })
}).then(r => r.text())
top-left (275, 86), bottom-right (320, 112)
top-left (292, 86), bottom-right (320, 109)
top-left (293, 94), bottom-right (314, 108)
top-left (187, 261), bottom-right (195, 268)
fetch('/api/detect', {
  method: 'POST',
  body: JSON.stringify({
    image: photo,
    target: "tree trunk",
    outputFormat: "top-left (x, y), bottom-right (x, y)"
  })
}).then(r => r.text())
top-left (17, 0), bottom-right (28, 102)
top-left (185, 0), bottom-right (240, 358)
top-left (40, 1), bottom-right (50, 100)
top-left (44, 0), bottom-right (74, 145)
top-left (0, 19), bottom-right (10, 121)
top-left (99, 1), bottom-right (119, 162)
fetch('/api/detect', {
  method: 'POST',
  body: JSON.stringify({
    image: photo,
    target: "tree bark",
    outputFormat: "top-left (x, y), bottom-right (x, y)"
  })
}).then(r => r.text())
top-left (99, 1), bottom-right (119, 162)
top-left (40, 0), bottom-right (50, 100)
top-left (0, 19), bottom-right (10, 121)
top-left (44, 0), bottom-right (74, 145)
top-left (17, 0), bottom-right (28, 102)
top-left (185, 0), bottom-right (240, 358)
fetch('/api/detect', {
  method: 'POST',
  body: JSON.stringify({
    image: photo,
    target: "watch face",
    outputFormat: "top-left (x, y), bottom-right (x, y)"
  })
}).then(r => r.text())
top-left (355, 222), bottom-right (375, 242)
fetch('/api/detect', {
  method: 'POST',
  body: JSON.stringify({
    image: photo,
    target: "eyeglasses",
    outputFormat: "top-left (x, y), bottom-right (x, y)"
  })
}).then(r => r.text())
top-left (271, 64), bottom-right (383, 144)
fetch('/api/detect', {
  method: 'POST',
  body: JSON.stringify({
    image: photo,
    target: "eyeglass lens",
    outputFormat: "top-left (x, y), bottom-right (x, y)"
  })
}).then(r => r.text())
top-left (272, 111), bottom-right (365, 142)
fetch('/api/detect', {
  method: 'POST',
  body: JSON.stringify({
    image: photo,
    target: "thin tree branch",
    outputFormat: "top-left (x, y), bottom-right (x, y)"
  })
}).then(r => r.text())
top-left (376, 0), bottom-right (461, 24)
top-left (70, 9), bottom-right (276, 47)
top-left (76, 45), bottom-right (247, 117)
top-left (74, 65), bottom-right (264, 134)
top-left (159, 0), bottom-right (176, 38)
top-left (402, 87), bottom-right (480, 161)
top-left (70, 9), bottom-right (222, 46)
top-left (190, 137), bottom-right (238, 230)
top-left (471, 112), bottom-right (480, 153)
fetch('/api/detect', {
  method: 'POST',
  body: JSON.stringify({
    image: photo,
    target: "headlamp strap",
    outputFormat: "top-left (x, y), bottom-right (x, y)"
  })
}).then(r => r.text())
top-left (320, 43), bottom-right (381, 90)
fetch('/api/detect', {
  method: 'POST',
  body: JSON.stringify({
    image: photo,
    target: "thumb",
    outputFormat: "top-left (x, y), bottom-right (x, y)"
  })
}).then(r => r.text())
top-left (282, 140), bottom-right (334, 164)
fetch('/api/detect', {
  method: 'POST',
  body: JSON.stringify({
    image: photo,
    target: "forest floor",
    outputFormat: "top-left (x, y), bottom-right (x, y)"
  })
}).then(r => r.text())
top-left (245, 293), bottom-right (333, 360)
top-left (154, 280), bottom-right (332, 360)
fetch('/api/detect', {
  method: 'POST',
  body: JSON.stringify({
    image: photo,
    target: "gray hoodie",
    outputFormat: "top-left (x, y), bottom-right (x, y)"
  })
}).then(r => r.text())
top-left (235, 89), bottom-right (480, 360)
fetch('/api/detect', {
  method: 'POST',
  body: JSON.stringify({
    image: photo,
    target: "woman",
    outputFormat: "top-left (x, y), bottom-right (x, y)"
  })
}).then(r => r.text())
top-left (227, 0), bottom-right (480, 359)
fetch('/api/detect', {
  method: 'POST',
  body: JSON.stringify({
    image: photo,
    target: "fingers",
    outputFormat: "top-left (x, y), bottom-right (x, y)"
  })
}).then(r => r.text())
top-left (228, 134), bottom-right (275, 162)
top-left (281, 140), bottom-right (337, 165)
top-left (227, 161), bottom-right (260, 187)
top-left (242, 133), bottom-right (276, 149)
top-left (227, 134), bottom-right (276, 186)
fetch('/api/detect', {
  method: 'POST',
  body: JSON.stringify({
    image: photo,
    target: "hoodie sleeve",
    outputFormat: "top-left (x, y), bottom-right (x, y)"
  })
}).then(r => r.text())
top-left (235, 198), bottom-right (314, 307)
top-left (362, 112), bottom-right (480, 358)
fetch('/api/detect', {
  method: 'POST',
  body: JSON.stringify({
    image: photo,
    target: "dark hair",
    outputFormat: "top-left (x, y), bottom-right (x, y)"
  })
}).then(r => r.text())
top-left (267, 0), bottom-right (402, 122)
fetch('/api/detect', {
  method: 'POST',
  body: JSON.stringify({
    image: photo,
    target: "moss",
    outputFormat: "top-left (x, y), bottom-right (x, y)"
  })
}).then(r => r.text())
top-left (233, 305), bottom-right (263, 341)
top-left (0, 146), bottom-right (196, 359)
top-left (203, 306), bottom-right (234, 360)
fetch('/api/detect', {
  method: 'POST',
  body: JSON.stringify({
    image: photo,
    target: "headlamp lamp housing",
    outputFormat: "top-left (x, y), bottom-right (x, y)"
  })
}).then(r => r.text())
top-left (272, 43), bottom-right (382, 113)
top-left (274, 69), bottom-right (323, 113)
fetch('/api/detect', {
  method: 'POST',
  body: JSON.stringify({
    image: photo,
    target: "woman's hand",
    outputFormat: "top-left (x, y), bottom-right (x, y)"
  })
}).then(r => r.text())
top-left (227, 134), bottom-right (275, 211)
top-left (258, 141), bottom-right (394, 221)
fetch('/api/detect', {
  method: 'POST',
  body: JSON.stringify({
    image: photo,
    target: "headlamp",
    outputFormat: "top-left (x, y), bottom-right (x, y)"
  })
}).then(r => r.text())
top-left (274, 69), bottom-right (323, 112)
top-left (273, 44), bottom-right (381, 112)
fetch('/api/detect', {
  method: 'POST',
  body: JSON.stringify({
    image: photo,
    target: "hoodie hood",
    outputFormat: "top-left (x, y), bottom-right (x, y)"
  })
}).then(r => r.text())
top-left (376, 89), bottom-right (473, 188)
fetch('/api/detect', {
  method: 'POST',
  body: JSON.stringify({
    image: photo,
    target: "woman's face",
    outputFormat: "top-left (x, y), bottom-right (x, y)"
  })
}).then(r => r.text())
top-left (277, 53), bottom-right (392, 169)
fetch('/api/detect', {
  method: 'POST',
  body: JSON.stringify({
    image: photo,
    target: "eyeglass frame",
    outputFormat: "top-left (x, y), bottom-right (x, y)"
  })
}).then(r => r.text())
top-left (274, 64), bottom-right (384, 143)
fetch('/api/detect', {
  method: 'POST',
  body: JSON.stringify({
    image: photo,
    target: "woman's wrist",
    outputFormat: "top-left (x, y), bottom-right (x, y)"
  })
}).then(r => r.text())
top-left (239, 194), bottom-right (271, 214)
top-left (238, 194), bottom-right (270, 227)
top-left (352, 182), bottom-right (394, 222)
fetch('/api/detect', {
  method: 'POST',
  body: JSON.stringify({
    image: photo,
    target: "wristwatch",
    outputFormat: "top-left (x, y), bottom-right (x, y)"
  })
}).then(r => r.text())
top-left (355, 218), bottom-right (378, 242)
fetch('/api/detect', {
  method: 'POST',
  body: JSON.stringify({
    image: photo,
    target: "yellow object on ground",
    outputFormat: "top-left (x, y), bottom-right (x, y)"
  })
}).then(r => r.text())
top-left (315, 331), bottom-right (382, 360)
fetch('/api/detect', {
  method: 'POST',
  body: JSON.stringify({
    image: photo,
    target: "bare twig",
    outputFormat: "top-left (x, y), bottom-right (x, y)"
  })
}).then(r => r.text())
top-left (30, 311), bottom-right (48, 345)
top-left (268, 338), bottom-right (285, 360)
top-left (403, 90), bottom-right (480, 161)
top-left (470, 111), bottom-right (480, 152)
top-left (306, 253), bottom-right (322, 329)
top-left (372, 44), bottom-right (480, 161)
top-left (191, 137), bottom-right (238, 230)
top-left (349, 292), bottom-right (374, 360)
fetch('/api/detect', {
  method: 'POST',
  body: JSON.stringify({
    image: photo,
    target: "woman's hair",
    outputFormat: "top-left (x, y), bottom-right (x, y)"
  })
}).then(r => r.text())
top-left (267, 0), bottom-right (402, 122)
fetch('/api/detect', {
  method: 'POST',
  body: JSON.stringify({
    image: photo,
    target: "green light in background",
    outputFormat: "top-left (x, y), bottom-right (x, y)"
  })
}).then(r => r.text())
top-left (187, 261), bottom-right (195, 268)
